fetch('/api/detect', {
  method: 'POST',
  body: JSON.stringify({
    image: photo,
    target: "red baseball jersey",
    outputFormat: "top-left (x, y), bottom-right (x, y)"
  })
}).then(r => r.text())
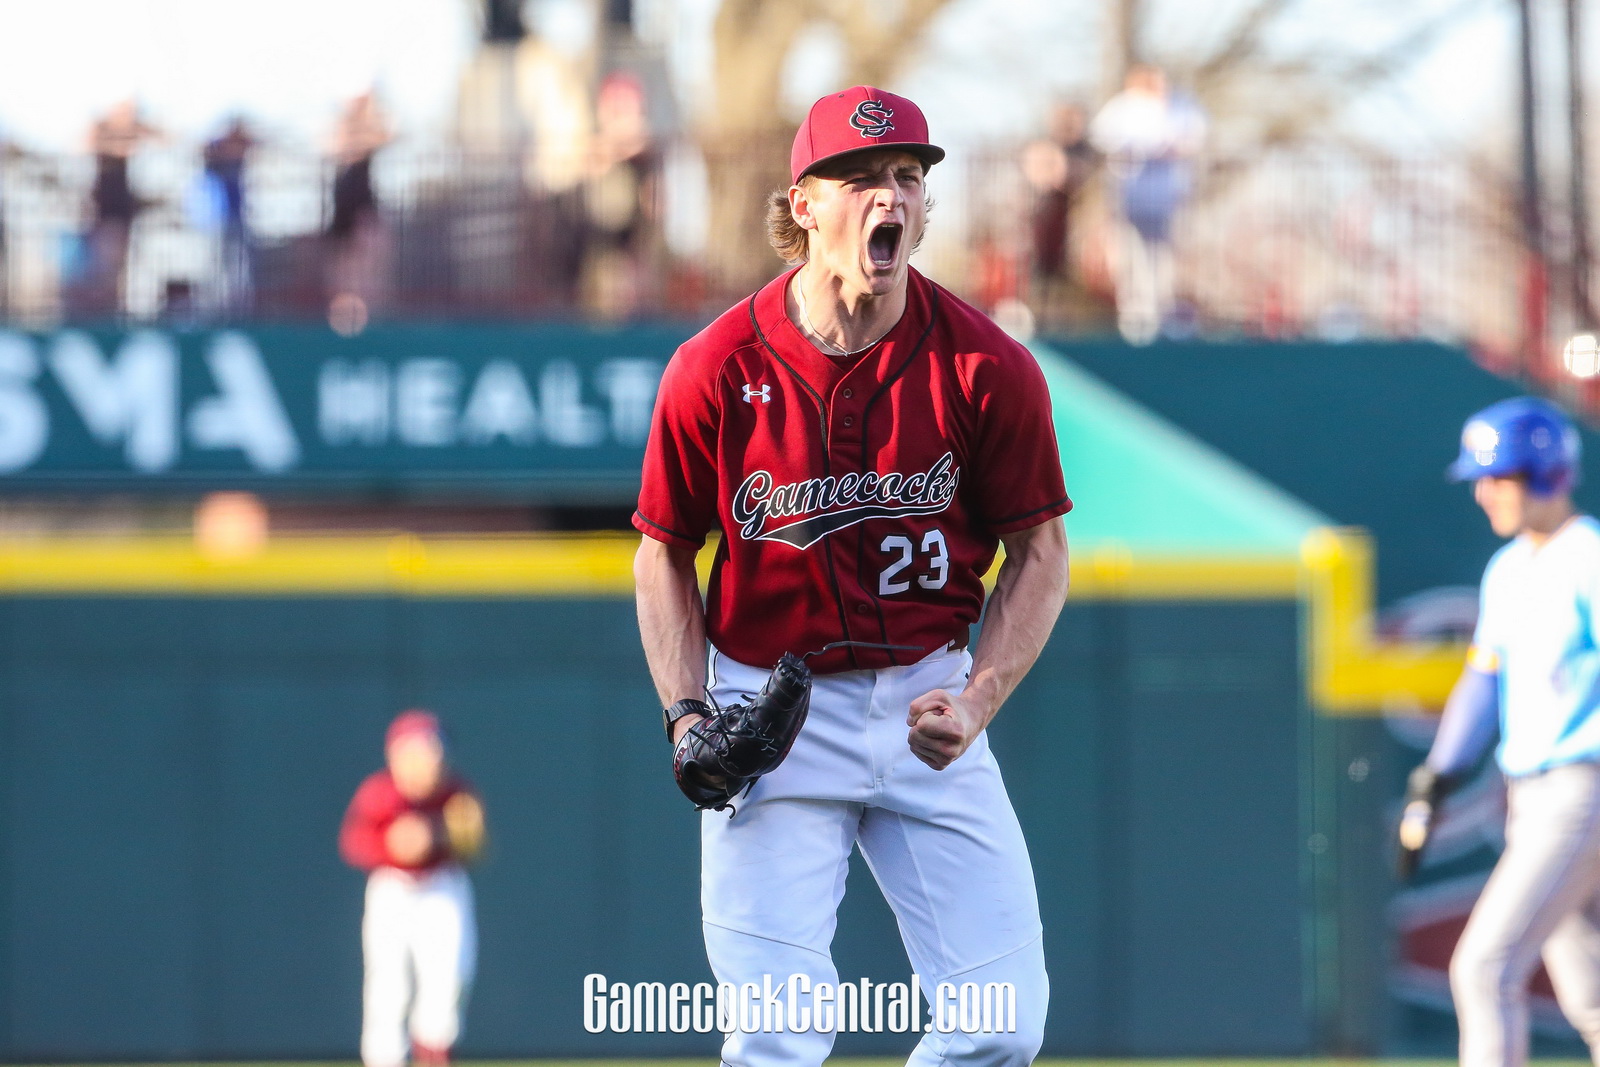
top-left (635, 266), bottom-right (1071, 675)
top-left (339, 770), bottom-right (477, 873)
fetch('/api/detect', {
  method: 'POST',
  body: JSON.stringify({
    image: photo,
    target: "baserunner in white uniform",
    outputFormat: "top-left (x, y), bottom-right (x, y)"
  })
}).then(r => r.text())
top-left (1401, 396), bottom-right (1599, 1067)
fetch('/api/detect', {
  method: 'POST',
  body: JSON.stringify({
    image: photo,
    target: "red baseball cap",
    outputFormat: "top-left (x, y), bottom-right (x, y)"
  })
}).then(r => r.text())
top-left (790, 86), bottom-right (945, 184)
top-left (386, 709), bottom-right (441, 749)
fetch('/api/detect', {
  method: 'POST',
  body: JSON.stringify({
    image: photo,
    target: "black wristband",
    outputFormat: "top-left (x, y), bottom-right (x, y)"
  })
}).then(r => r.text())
top-left (1407, 763), bottom-right (1458, 805)
top-left (663, 698), bottom-right (711, 742)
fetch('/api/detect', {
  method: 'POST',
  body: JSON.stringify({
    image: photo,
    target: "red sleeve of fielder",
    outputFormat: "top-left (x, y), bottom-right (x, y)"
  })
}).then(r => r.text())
top-left (338, 773), bottom-right (395, 871)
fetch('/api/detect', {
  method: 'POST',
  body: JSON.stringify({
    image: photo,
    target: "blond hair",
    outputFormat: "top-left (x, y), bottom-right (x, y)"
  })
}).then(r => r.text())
top-left (765, 178), bottom-right (818, 265)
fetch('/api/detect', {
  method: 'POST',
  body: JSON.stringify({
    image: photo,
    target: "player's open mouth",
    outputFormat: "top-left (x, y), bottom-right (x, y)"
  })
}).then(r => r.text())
top-left (868, 223), bottom-right (902, 269)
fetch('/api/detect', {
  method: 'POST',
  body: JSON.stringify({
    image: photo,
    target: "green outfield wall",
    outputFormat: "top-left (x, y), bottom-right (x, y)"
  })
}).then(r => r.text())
top-left (1049, 338), bottom-right (1600, 603)
top-left (0, 594), bottom-right (1311, 1060)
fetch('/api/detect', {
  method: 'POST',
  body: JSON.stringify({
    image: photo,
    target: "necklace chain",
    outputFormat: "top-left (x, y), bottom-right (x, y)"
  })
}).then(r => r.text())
top-left (795, 279), bottom-right (889, 358)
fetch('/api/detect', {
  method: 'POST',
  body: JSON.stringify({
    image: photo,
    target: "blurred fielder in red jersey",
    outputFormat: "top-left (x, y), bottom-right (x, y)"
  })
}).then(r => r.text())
top-left (634, 85), bottom-right (1072, 1066)
top-left (340, 710), bottom-right (485, 1067)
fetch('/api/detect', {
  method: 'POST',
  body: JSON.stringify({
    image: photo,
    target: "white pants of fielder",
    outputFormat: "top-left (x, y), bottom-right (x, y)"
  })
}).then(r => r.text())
top-left (361, 863), bottom-right (477, 1067)
top-left (703, 646), bottom-right (1048, 1067)
top-left (1452, 760), bottom-right (1600, 1067)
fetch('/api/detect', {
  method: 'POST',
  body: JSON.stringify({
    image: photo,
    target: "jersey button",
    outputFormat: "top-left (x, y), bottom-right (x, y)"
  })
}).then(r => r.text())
top-left (842, 388), bottom-right (854, 399)
top-left (843, 416), bottom-right (855, 427)
top-left (855, 604), bottom-right (869, 614)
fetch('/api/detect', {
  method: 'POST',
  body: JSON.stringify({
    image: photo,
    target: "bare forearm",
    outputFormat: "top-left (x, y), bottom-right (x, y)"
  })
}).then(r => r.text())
top-left (964, 520), bottom-right (1070, 726)
top-left (634, 537), bottom-right (708, 707)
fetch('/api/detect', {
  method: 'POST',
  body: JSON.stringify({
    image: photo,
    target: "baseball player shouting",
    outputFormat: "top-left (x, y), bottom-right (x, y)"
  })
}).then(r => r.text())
top-left (340, 710), bottom-right (486, 1067)
top-left (1399, 397), bottom-right (1598, 1067)
top-left (634, 86), bottom-right (1072, 1067)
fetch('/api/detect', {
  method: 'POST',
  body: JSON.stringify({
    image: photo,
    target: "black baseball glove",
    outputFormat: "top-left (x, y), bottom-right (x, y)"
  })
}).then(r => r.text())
top-left (673, 652), bottom-right (813, 812)
top-left (1397, 763), bottom-right (1453, 881)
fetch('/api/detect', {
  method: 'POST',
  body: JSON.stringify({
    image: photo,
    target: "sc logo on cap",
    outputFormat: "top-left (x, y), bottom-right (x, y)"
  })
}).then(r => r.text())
top-left (850, 100), bottom-right (895, 137)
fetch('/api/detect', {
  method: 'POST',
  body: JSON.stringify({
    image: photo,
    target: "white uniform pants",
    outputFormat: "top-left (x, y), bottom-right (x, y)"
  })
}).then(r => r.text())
top-left (361, 864), bottom-right (477, 1067)
top-left (1452, 761), bottom-right (1600, 1067)
top-left (702, 647), bottom-right (1048, 1067)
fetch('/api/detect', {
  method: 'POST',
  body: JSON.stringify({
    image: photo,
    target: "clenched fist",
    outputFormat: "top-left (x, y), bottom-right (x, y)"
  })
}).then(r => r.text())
top-left (906, 689), bottom-right (987, 771)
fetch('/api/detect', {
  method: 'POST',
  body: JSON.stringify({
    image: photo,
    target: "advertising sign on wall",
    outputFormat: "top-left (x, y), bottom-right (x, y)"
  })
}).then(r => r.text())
top-left (0, 323), bottom-right (691, 497)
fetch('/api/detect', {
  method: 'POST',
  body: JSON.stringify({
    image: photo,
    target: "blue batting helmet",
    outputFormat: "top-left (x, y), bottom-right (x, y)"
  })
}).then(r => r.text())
top-left (1447, 396), bottom-right (1582, 495)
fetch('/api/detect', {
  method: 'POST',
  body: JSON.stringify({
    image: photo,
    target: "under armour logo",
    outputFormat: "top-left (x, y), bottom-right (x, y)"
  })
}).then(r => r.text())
top-left (743, 384), bottom-right (771, 404)
top-left (850, 100), bottom-right (895, 138)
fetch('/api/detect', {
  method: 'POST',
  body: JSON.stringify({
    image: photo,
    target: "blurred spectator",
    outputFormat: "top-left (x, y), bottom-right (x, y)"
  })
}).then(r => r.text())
top-left (1090, 65), bottom-right (1206, 344)
top-left (77, 99), bottom-right (163, 318)
top-left (582, 70), bottom-right (660, 318)
top-left (1020, 102), bottom-right (1097, 284)
top-left (201, 116), bottom-right (258, 316)
top-left (325, 91), bottom-right (392, 334)
top-left (971, 219), bottom-right (1024, 317)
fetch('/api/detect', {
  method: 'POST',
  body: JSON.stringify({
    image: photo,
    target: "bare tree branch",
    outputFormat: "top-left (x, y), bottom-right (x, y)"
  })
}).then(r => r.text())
top-left (1184, 0), bottom-right (1486, 152)
top-left (1192, 0), bottom-right (1301, 85)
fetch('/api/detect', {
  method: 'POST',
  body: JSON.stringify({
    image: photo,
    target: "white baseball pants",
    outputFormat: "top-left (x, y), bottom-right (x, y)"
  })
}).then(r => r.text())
top-left (1452, 760), bottom-right (1600, 1067)
top-left (701, 646), bottom-right (1049, 1067)
top-left (361, 863), bottom-right (478, 1067)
